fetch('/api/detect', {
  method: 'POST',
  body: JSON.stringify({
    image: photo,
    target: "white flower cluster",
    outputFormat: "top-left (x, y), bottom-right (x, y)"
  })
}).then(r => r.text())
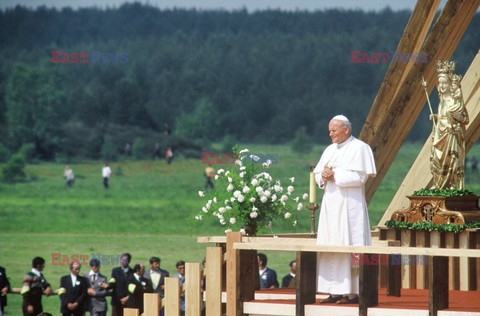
top-left (196, 148), bottom-right (307, 234)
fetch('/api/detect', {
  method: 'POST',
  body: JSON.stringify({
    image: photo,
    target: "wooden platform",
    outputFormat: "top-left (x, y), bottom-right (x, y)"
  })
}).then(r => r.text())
top-left (245, 288), bottom-right (480, 316)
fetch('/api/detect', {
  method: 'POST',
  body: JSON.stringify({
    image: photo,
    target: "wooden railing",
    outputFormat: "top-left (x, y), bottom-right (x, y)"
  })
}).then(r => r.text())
top-left (11, 233), bottom-right (480, 316)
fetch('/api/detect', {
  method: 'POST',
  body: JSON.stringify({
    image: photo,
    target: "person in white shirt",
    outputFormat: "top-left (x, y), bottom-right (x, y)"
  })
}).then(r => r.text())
top-left (58, 261), bottom-right (88, 316)
top-left (64, 165), bottom-right (74, 188)
top-left (314, 115), bottom-right (376, 304)
top-left (102, 163), bottom-right (112, 189)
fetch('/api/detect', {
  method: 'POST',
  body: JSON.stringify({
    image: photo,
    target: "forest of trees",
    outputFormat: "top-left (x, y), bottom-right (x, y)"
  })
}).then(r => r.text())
top-left (0, 3), bottom-right (478, 161)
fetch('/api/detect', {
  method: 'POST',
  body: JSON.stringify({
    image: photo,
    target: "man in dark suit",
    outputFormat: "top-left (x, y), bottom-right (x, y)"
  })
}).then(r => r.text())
top-left (126, 263), bottom-right (153, 314)
top-left (21, 257), bottom-right (52, 316)
top-left (0, 266), bottom-right (11, 315)
top-left (59, 261), bottom-right (88, 316)
top-left (110, 253), bottom-right (133, 316)
top-left (144, 257), bottom-right (169, 299)
top-left (258, 253), bottom-right (279, 289)
top-left (84, 259), bottom-right (109, 316)
top-left (281, 260), bottom-right (297, 288)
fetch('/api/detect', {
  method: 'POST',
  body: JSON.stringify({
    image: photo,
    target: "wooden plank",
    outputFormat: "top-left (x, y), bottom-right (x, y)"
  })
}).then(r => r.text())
top-left (380, 50), bottom-right (480, 225)
top-left (165, 277), bottom-right (180, 316)
top-left (143, 293), bottom-right (160, 316)
top-left (387, 253), bottom-right (401, 296)
top-left (361, 0), bottom-right (480, 204)
top-left (401, 230), bottom-right (412, 288)
top-left (459, 231), bottom-right (470, 290)
top-left (429, 256), bottom-right (449, 316)
top-left (123, 308), bottom-right (140, 316)
top-left (239, 249), bottom-right (258, 302)
top-left (226, 232), bottom-right (242, 316)
top-left (185, 262), bottom-right (201, 316)
top-left (360, 0), bottom-right (440, 144)
top-left (445, 232), bottom-right (459, 290)
top-left (296, 251), bottom-right (316, 316)
top-left (233, 240), bottom-right (480, 257)
top-left (477, 231), bottom-right (480, 290)
top-left (359, 254), bottom-right (379, 316)
top-left (416, 231), bottom-right (427, 289)
top-left (206, 247), bottom-right (223, 316)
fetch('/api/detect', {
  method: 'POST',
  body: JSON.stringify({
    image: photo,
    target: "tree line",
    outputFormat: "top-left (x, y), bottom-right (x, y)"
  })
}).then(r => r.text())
top-left (0, 3), bottom-right (478, 161)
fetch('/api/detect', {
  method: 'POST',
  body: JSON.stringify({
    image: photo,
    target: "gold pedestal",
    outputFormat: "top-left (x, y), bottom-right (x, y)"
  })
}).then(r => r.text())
top-left (391, 195), bottom-right (480, 224)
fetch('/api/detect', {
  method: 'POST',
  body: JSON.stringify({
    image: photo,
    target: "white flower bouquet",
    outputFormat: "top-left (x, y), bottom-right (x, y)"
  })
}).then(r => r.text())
top-left (196, 147), bottom-right (308, 235)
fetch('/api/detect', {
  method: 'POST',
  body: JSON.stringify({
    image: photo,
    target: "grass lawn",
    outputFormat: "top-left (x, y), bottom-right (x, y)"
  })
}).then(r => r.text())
top-left (1, 142), bottom-right (479, 315)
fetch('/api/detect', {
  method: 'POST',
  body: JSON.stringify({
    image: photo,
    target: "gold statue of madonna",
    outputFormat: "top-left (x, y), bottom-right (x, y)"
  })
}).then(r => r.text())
top-left (427, 60), bottom-right (469, 189)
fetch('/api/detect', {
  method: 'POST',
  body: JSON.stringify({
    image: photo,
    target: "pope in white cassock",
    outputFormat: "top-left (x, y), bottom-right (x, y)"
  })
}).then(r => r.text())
top-left (313, 115), bottom-right (376, 304)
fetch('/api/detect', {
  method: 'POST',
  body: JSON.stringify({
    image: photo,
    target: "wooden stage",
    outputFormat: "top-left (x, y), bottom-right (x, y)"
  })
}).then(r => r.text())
top-left (243, 288), bottom-right (480, 316)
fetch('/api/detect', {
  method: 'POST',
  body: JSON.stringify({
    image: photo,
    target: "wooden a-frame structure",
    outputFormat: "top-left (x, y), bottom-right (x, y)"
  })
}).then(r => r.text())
top-left (356, 0), bottom-right (480, 225)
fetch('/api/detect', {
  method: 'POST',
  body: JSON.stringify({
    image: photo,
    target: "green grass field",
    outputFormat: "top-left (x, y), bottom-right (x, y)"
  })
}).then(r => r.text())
top-left (1, 143), bottom-right (480, 315)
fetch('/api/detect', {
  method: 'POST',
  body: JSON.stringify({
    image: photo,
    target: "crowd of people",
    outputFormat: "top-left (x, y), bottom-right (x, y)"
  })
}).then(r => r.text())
top-left (0, 252), bottom-right (297, 316)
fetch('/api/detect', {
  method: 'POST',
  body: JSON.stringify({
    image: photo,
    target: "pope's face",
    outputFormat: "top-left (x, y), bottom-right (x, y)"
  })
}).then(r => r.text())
top-left (437, 76), bottom-right (450, 94)
top-left (329, 120), bottom-right (350, 144)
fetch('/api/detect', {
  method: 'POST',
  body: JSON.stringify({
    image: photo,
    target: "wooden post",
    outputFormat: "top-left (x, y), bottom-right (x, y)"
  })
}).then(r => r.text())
top-left (296, 251), bottom-right (316, 316)
top-left (226, 232), bottom-right (242, 316)
top-left (143, 293), bottom-right (160, 316)
top-left (416, 231), bottom-right (428, 289)
top-left (445, 232), bottom-right (459, 290)
top-left (185, 262), bottom-right (202, 316)
top-left (359, 254), bottom-right (378, 316)
top-left (165, 277), bottom-right (180, 316)
top-left (387, 253), bottom-right (401, 296)
top-left (401, 230), bottom-right (415, 288)
top-left (123, 308), bottom-right (140, 316)
top-left (206, 247), bottom-right (223, 316)
top-left (429, 256), bottom-right (448, 316)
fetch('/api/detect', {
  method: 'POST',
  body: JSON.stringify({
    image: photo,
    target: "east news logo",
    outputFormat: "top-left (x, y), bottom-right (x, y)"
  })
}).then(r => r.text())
top-left (51, 51), bottom-right (128, 64)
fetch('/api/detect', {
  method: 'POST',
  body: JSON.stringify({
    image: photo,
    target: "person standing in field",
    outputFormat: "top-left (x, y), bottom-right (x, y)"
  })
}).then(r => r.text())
top-left (102, 163), bottom-right (111, 189)
top-left (110, 253), bottom-right (133, 316)
top-left (58, 261), bottom-right (88, 316)
top-left (0, 266), bottom-right (10, 316)
top-left (165, 147), bottom-right (174, 165)
top-left (64, 165), bottom-right (74, 188)
top-left (21, 257), bottom-right (52, 316)
top-left (313, 115), bottom-right (376, 304)
top-left (204, 164), bottom-right (215, 189)
top-left (84, 259), bottom-right (108, 316)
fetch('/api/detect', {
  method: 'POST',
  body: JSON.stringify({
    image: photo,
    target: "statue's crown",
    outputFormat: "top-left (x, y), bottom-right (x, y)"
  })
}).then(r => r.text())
top-left (436, 60), bottom-right (455, 78)
top-left (451, 74), bottom-right (462, 83)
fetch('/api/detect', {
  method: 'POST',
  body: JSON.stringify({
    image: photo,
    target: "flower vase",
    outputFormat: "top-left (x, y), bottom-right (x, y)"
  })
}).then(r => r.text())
top-left (245, 222), bottom-right (258, 236)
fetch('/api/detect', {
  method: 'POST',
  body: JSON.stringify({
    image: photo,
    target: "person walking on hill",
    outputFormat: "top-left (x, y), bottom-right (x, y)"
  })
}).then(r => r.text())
top-left (64, 165), bottom-right (74, 188)
top-left (102, 163), bottom-right (112, 189)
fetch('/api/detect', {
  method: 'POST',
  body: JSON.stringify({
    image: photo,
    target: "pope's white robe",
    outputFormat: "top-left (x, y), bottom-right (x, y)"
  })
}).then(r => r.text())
top-left (314, 136), bottom-right (376, 295)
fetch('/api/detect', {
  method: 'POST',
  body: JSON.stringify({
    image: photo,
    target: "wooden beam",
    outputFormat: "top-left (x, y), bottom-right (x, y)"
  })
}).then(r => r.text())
top-left (359, 254), bottom-right (379, 316)
top-left (295, 251), bottom-right (316, 316)
top-left (123, 308), bottom-right (140, 316)
top-left (226, 232), bottom-right (242, 316)
top-left (233, 240), bottom-right (480, 257)
top-left (360, 0), bottom-right (440, 143)
top-left (379, 50), bottom-right (480, 226)
top-left (429, 256), bottom-right (449, 316)
top-left (415, 231), bottom-right (428, 289)
top-left (387, 253), bottom-right (401, 296)
top-left (143, 293), bottom-right (160, 316)
top-left (361, 0), bottom-right (480, 203)
top-left (185, 262), bottom-right (202, 316)
top-left (206, 247), bottom-right (223, 316)
top-left (164, 277), bottom-right (180, 316)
